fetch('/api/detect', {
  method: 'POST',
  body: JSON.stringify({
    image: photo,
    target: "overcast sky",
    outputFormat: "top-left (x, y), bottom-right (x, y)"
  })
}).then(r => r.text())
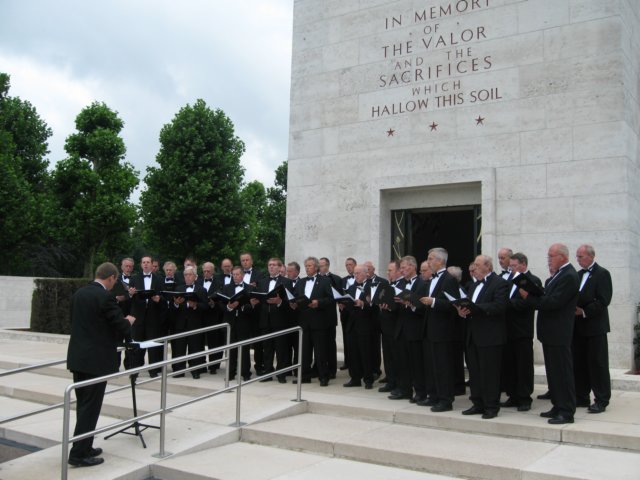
top-left (0, 0), bottom-right (293, 196)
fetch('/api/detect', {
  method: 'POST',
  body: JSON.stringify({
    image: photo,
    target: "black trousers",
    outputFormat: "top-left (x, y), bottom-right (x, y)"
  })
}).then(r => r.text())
top-left (424, 340), bottom-right (455, 405)
top-left (302, 327), bottom-right (330, 381)
top-left (339, 310), bottom-right (351, 367)
top-left (262, 325), bottom-right (291, 379)
top-left (347, 330), bottom-right (374, 383)
top-left (467, 342), bottom-right (502, 413)
top-left (543, 343), bottom-right (576, 416)
top-left (204, 319), bottom-right (225, 371)
top-left (328, 325), bottom-right (338, 376)
top-left (395, 338), bottom-right (426, 397)
top-left (69, 371), bottom-right (106, 460)
top-left (502, 337), bottom-right (534, 405)
top-left (573, 334), bottom-right (610, 406)
top-left (381, 331), bottom-right (397, 388)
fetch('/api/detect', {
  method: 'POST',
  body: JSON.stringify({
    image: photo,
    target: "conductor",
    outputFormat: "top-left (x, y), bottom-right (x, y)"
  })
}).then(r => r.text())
top-left (66, 262), bottom-right (136, 467)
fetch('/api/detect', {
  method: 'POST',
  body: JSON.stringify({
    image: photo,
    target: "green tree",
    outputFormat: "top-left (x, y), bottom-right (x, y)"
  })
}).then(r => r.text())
top-left (240, 180), bottom-right (268, 265)
top-left (0, 73), bottom-right (53, 275)
top-left (51, 102), bottom-right (138, 277)
top-left (140, 99), bottom-right (246, 263)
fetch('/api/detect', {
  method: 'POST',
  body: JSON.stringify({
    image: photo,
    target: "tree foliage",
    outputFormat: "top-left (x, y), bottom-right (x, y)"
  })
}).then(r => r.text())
top-left (0, 73), bottom-right (53, 275)
top-left (140, 99), bottom-right (247, 264)
top-left (51, 102), bottom-right (138, 277)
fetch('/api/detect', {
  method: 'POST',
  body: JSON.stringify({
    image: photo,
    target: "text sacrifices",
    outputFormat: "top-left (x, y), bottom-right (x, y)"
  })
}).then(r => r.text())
top-left (371, 0), bottom-right (503, 118)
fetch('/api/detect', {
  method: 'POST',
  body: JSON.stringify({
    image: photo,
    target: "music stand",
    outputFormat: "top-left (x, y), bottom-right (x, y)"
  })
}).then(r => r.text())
top-left (105, 348), bottom-right (160, 448)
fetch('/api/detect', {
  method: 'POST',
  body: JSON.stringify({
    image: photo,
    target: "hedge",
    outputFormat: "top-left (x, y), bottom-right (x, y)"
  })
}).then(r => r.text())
top-left (30, 278), bottom-right (90, 334)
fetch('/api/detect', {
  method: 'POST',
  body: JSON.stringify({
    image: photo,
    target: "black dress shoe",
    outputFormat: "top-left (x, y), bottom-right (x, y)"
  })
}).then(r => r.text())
top-left (500, 398), bottom-right (518, 408)
top-left (260, 377), bottom-right (274, 382)
top-left (277, 377), bottom-right (287, 384)
top-left (339, 365), bottom-right (349, 370)
top-left (293, 378), bottom-right (311, 384)
top-left (343, 379), bottom-right (362, 387)
top-left (149, 372), bottom-right (159, 378)
top-left (388, 392), bottom-right (411, 400)
top-left (379, 377), bottom-right (388, 383)
top-left (410, 395), bottom-right (427, 404)
top-left (482, 411), bottom-right (498, 419)
top-left (192, 372), bottom-right (200, 379)
top-left (548, 414), bottom-right (574, 424)
top-left (68, 456), bottom-right (104, 467)
top-left (364, 383), bottom-right (373, 390)
top-left (416, 397), bottom-right (437, 407)
top-left (243, 375), bottom-right (251, 381)
top-left (537, 391), bottom-right (551, 400)
top-left (378, 384), bottom-right (394, 393)
top-left (87, 447), bottom-right (103, 457)
top-left (431, 402), bottom-right (453, 412)
top-left (540, 408), bottom-right (558, 418)
top-left (173, 373), bottom-right (185, 378)
top-left (517, 403), bottom-right (531, 412)
top-left (319, 379), bottom-right (329, 387)
top-left (588, 403), bottom-right (606, 414)
top-left (462, 406), bottom-right (484, 415)
top-left (208, 368), bottom-right (218, 374)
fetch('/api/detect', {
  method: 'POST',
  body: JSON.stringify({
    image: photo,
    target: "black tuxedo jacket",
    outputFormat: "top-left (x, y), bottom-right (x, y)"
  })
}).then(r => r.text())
top-left (321, 272), bottom-right (342, 326)
top-left (257, 275), bottom-right (291, 329)
top-left (196, 277), bottom-right (219, 324)
top-left (529, 264), bottom-right (579, 346)
top-left (345, 283), bottom-right (373, 334)
top-left (67, 282), bottom-right (132, 376)
top-left (130, 272), bottom-right (166, 338)
top-left (575, 263), bottom-right (612, 336)
top-left (369, 280), bottom-right (400, 336)
top-left (423, 271), bottom-right (460, 342)
top-left (170, 284), bottom-right (209, 332)
top-left (507, 271), bottom-right (542, 339)
top-left (466, 272), bottom-right (508, 347)
top-left (221, 282), bottom-right (256, 337)
top-left (394, 276), bottom-right (427, 341)
top-left (293, 275), bottom-right (334, 330)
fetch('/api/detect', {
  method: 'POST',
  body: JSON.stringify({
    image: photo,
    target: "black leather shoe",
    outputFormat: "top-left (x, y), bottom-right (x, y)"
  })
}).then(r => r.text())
top-left (388, 392), bottom-right (411, 400)
top-left (343, 379), bottom-right (362, 387)
top-left (548, 414), bottom-right (574, 424)
top-left (259, 377), bottom-right (274, 382)
top-left (192, 372), bottom-right (200, 379)
top-left (87, 447), bottom-right (103, 457)
top-left (292, 378), bottom-right (311, 384)
top-left (462, 406), bottom-right (484, 415)
top-left (588, 403), bottom-right (606, 414)
top-left (319, 379), bottom-right (329, 387)
top-left (517, 403), bottom-right (531, 412)
top-left (364, 383), bottom-right (373, 390)
top-left (537, 391), bottom-right (551, 400)
top-left (482, 411), bottom-right (498, 419)
top-left (431, 402), bottom-right (453, 412)
top-left (416, 397), bottom-right (437, 407)
top-left (149, 372), bottom-right (159, 378)
top-left (242, 375), bottom-right (251, 381)
top-left (500, 398), bottom-right (518, 408)
top-left (540, 408), bottom-right (558, 418)
top-left (173, 373), bottom-right (185, 378)
top-left (339, 365), bottom-right (349, 370)
top-left (277, 377), bottom-right (287, 384)
top-left (379, 377), bottom-right (388, 383)
top-left (378, 384), bottom-right (394, 393)
top-left (68, 456), bottom-right (104, 467)
top-left (208, 368), bottom-right (218, 374)
top-left (410, 395), bottom-right (427, 404)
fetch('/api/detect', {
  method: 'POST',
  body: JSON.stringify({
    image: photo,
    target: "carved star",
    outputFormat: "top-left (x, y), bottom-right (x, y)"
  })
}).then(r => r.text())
top-left (386, 128), bottom-right (395, 137)
top-left (429, 122), bottom-right (438, 131)
top-left (475, 115), bottom-right (485, 125)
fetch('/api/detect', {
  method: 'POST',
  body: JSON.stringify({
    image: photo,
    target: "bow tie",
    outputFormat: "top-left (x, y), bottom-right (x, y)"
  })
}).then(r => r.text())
top-left (477, 279), bottom-right (486, 285)
top-left (144, 274), bottom-right (151, 278)
top-left (307, 277), bottom-right (315, 282)
top-left (123, 275), bottom-right (130, 280)
top-left (235, 283), bottom-right (244, 288)
top-left (204, 278), bottom-right (212, 282)
top-left (224, 274), bottom-right (231, 278)
top-left (501, 270), bottom-right (509, 275)
top-left (270, 277), bottom-right (278, 281)
top-left (347, 275), bottom-right (354, 279)
top-left (165, 277), bottom-right (174, 282)
top-left (579, 268), bottom-right (593, 274)
top-left (244, 270), bottom-right (251, 274)
top-left (432, 272), bottom-right (441, 279)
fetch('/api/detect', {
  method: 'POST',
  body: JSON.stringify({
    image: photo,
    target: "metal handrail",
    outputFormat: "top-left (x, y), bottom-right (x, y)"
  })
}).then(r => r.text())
top-left (0, 323), bottom-right (231, 425)
top-left (60, 326), bottom-right (304, 480)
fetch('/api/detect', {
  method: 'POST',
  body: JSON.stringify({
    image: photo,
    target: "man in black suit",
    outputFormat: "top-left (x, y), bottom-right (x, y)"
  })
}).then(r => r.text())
top-left (240, 252), bottom-right (266, 375)
top-left (497, 248), bottom-right (513, 280)
top-left (67, 262), bottom-right (135, 467)
top-left (290, 256), bottom-right (334, 386)
top-left (455, 255), bottom-right (508, 419)
top-left (215, 258), bottom-right (234, 288)
top-left (501, 252), bottom-right (542, 412)
top-left (112, 257), bottom-right (134, 316)
top-left (257, 257), bottom-right (291, 383)
top-left (170, 266), bottom-right (209, 378)
top-left (340, 257), bottom-right (357, 371)
top-left (375, 260), bottom-right (402, 393)
top-left (319, 257), bottom-right (342, 379)
top-left (343, 264), bottom-right (375, 389)
top-left (222, 266), bottom-right (256, 380)
top-left (418, 247), bottom-right (460, 412)
top-left (521, 243), bottom-right (579, 424)
top-left (197, 261), bottom-right (223, 374)
top-left (128, 255), bottom-right (165, 377)
top-left (389, 256), bottom-right (427, 402)
top-left (364, 261), bottom-right (388, 379)
top-left (446, 265), bottom-right (467, 396)
top-left (286, 261), bottom-right (302, 370)
top-left (573, 244), bottom-right (612, 413)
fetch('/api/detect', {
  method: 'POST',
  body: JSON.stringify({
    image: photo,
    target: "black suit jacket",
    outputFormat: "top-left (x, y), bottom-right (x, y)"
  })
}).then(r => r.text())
top-left (293, 275), bottom-right (334, 330)
top-left (423, 271), bottom-right (460, 342)
top-left (170, 284), bottom-right (209, 332)
top-left (345, 283), bottom-right (373, 334)
top-left (466, 272), bottom-right (508, 347)
top-left (67, 282), bottom-right (132, 376)
top-left (507, 271), bottom-right (542, 339)
top-left (394, 277), bottom-right (427, 341)
top-left (130, 272), bottom-right (166, 339)
top-left (575, 263), bottom-right (612, 336)
top-left (529, 264), bottom-right (579, 346)
top-left (257, 275), bottom-right (291, 329)
top-left (321, 272), bottom-right (342, 326)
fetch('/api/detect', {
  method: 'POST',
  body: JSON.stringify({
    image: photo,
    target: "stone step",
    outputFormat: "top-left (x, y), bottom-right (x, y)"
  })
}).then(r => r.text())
top-left (240, 412), bottom-right (640, 480)
top-left (152, 442), bottom-right (462, 480)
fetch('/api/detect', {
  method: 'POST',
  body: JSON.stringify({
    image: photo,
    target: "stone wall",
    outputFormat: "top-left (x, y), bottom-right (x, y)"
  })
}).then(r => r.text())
top-left (286, 0), bottom-right (640, 368)
top-left (0, 276), bottom-right (36, 329)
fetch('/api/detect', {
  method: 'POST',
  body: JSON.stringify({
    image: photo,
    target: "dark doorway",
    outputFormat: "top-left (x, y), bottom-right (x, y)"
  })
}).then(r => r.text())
top-left (391, 205), bottom-right (481, 284)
